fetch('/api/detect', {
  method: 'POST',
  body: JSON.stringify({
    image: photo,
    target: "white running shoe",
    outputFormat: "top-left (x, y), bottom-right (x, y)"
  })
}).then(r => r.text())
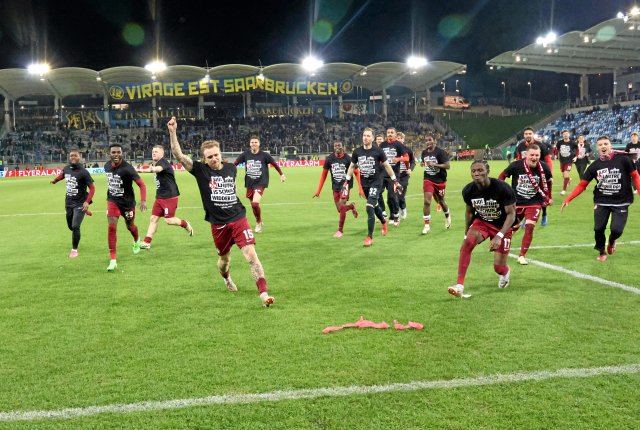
top-left (185, 221), bottom-right (194, 236)
top-left (445, 215), bottom-right (452, 229)
top-left (498, 269), bottom-right (510, 289)
top-left (448, 284), bottom-right (464, 297)
top-left (517, 255), bottom-right (528, 265)
top-left (422, 224), bottom-right (431, 235)
top-left (560, 190), bottom-right (566, 196)
top-left (106, 259), bottom-right (117, 271)
top-left (260, 292), bottom-right (274, 307)
top-left (224, 277), bottom-right (238, 292)
top-left (255, 222), bottom-right (263, 233)
top-left (139, 241), bottom-right (151, 249)
top-left (401, 208), bottom-right (407, 219)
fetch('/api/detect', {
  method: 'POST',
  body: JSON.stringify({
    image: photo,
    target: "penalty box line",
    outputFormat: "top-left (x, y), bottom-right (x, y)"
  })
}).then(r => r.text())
top-left (0, 363), bottom-right (638, 422)
top-left (508, 253), bottom-right (640, 294)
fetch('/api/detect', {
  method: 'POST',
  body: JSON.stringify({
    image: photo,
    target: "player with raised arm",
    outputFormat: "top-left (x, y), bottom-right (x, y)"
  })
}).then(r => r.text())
top-left (343, 127), bottom-right (401, 247)
top-left (234, 136), bottom-right (286, 233)
top-left (139, 145), bottom-right (193, 249)
top-left (313, 141), bottom-right (361, 237)
top-left (499, 144), bottom-right (553, 265)
top-left (168, 117), bottom-right (274, 306)
top-left (104, 143), bottom-right (147, 271)
top-left (420, 134), bottom-right (451, 235)
top-left (50, 149), bottom-right (95, 258)
top-left (449, 160), bottom-right (517, 298)
top-left (562, 135), bottom-right (640, 261)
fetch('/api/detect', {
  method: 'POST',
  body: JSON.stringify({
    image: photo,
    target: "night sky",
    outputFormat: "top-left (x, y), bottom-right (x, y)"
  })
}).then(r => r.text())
top-left (0, 0), bottom-right (634, 99)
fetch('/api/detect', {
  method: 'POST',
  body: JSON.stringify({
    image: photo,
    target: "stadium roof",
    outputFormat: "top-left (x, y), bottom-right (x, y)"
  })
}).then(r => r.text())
top-left (486, 17), bottom-right (640, 74)
top-left (0, 61), bottom-right (466, 100)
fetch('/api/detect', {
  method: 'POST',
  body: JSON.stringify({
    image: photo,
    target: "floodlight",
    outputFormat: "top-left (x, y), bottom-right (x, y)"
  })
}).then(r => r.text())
top-left (631, 6), bottom-right (640, 16)
top-left (301, 56), bottom-right (323, 72)
top-left (406, 55), bottom-right (427, 69)
top-left (144, 60), bottom-right (167, 73)
top-left (27, 63), bottom-right (50, 76)
top-left (617, 11), bottom-right (625, 19)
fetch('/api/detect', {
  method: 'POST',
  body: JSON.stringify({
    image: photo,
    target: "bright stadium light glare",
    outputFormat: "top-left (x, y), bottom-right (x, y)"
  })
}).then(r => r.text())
top-left (536, 31), bottom-right (557, 45)
top-left (617, 11), bottom-right (625, 19)
top-left (631, 6), bottom-right (640, 16)
top-left (301, 55), bottom-right (323, 72)
top-left (27, 63), bottom-right (50, 76)
top-left (144, 60), bottom-right (167, 73)
top-left (406, 55), bottom-right (427, 69)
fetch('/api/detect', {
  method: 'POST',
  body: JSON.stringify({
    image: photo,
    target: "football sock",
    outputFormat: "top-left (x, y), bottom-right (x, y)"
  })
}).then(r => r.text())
top-left (444, 209), bottom-right (450, 217)
top-left (338, 205), bottom-right (347, 232)
top-left (143, 236), bottom-right (152, 244)
top-left (127, 223), bottom-right (139, 242)
top-left (542, 206), bottom-right (547, 216)
top-left (180, 219), bottom-right (188, 229)
top-left (494, 264), bottom-right (509, 275)
top-left (108, 224), bottom-right (117, 259)
top-left (366, 206), bottom-right (375, 237)
top-left (423, 215), bottom-right (431, 225)
top-left (457, 234), bottom-right (478, 284)
top-left (221, 271), bottom-right (230, 279)
top-left (520, 224), bottom-right (535, 256)
top-left (251, 202), bottom-right (261, 223)
top-left (256, 277), bottom-right (268, 294)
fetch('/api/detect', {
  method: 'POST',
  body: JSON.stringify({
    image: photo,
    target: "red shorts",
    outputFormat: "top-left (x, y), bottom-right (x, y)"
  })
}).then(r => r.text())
top-left (152, 197), bottom-right (179, 218)
top-left (516, 205), bottom-right (542, 224)
top-left (469, 219), bottom-right (513, 254)
top-left (423, 179), bottom-right (446, 199)
top-left (210, 217), bottom-right (256, 256)
top-left (333, 190), bottom-right (350, 205)
top-left (246, 187), bottom-right (266, 200)
top-left (107, 201), bottom-right (135, 221)
top-left (560, 163), bottom-right (573, 173)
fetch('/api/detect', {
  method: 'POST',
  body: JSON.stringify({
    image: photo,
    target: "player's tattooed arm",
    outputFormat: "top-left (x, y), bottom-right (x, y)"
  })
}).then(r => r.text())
top-left (167, 116), bottom-right (193, 171)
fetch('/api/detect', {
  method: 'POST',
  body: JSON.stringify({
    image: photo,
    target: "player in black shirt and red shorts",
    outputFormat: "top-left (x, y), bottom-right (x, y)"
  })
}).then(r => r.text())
top-left (139, 145), bottom-right (193, 249)
top-left (557, 130), bottom-right (578, 195)
top-left (168, 117), bottom-right (274, 307)
top-left (104, 143), bottom-right (147, 271)
top-left (562, 135), bottom-right (640, 261)
top-left (50, 149), bottom-right (95, 258)
top-left (499, 144), bottom-right (553, 265)
top-left (449, 160), bottom-right (517, 298)
top-left (420, 134), bottom-right (452, 235)
top-left (343, 127), bottom-right (401, 247)
top-left (313, 141), bottom-right (361, 237)
top-left (516, 127), bottom-right (553, 226)
top-left (234, 136), bottom-right (286, 233)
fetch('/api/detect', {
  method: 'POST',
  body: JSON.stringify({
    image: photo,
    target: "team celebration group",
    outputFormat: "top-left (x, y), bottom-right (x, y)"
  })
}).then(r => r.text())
top-left (51, 117), bottom-right (640, 304)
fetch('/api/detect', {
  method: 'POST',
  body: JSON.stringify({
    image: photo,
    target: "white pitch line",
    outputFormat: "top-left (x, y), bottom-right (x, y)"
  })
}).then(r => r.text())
top-left (0, 363), bottom-right (638, 422)
top-left (513, 240), bottom-right (640, 250)
top-left (508, 254), bottom-right (640, 294)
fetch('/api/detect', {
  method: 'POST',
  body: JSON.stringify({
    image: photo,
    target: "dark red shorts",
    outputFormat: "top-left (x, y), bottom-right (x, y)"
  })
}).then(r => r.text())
top-left (152, 197), bottom-right (179, 218)
top-left (516, 205), bottom-right (542, 224)
top-left (210, 217), bottom-right (256, 256)
top-left (423, 179), bottom-right (446, 199)
top-left (246, 187), bottom-right (266, 200)
top-left (560, 163), bottom-right (573, 173)
top-left (107, 201), bottom-right (135, 221)
top-left (469, 219), bottom-right (513, 254)
top-left (333, 190), bottom-right (350, 205)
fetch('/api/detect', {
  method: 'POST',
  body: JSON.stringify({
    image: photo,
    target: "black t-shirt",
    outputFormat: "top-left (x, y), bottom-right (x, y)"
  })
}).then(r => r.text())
top-left (323, 153), bottom-right (353, 192)
top-left (557, 140), bottom-right (578, 164)
top-left (62, 165), bottom-right (94, 208)
top-left (154, 158), bottom-right (180, 199)
top-left (189, 161), bottom-right (246, 224)
top-left (515, 141), bottom-right (549, 160)
top-left (462, 178), bottom-right (516, 228)
top-left (421, 147), bottom-right (450, 184)
top-left (625, 142), bottom-right (640, 170)
top-left (379, 140), bottom-right (405, 176)
top-left (399, 145), bottom-right (415, 177)
top-left (350, 145), bottom-right (388, 188)
top-left (583, 154), bottom-right (636, 206)
top-left (501, 160), bottom-right (552, 206)
top-left (235, 150), bottom-right (276, 188)
top-left (104, 160), bottom-right (140, 208)
top-left (575, 142), bottom-right (591, 161)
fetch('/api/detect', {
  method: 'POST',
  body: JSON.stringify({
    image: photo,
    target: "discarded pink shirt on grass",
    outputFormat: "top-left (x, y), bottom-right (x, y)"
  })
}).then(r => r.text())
top-left (322, 316), bottom-right (423, 333)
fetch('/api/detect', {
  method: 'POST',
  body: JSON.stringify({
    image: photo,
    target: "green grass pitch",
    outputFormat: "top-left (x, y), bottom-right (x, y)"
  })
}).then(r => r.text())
top-left (1, 160), bottom-right (639, 429)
